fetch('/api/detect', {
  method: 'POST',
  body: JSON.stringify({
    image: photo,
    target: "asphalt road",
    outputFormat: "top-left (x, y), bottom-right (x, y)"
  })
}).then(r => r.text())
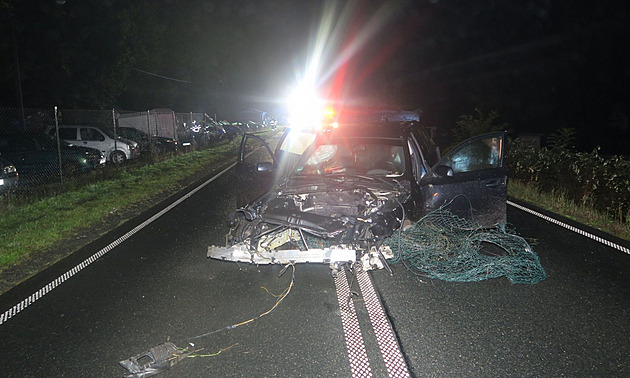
top-left (0, 167), bottom-right (628, 377)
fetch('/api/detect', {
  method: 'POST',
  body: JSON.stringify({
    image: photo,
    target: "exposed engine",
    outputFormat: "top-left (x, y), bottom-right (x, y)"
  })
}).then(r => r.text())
top-left (208, 178), bottom-right (410, 271)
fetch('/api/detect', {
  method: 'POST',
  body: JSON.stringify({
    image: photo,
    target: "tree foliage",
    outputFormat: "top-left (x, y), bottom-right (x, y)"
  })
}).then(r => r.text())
top-left (510, 133), bottom-right (630, 224)
top-left (546, 127), bottom-right (577, 151)
top-left (450, 108), bottom-right (509, 148)
top-left (1, 0), bottom-right (306, 112)
top-left (1, 0), bottom-right (140, 109)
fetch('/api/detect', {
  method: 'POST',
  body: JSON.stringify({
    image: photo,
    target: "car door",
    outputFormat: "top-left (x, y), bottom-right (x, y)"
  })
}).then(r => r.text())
top-left (234, 133), bottom-right (278, 207)
top-left (79, 127), bottom-right (108, 156)
top-left (233, 128), bottom-right (314, 207)
top-left (57, 127), bottom-right (79, 145)
top-left (418, 132), bottom-right (507, 226)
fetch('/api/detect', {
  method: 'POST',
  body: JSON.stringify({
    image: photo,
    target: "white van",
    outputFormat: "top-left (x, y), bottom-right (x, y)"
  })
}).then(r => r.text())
top-left (47, 125), bottom-right (140, 164)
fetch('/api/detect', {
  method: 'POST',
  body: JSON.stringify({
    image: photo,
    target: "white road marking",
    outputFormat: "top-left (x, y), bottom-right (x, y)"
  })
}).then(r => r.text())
top-left (334, 267), bottom-right (373, 377)
top-left (508, 200), bottom-right (629, 255)
top-left (335, 267), bottom-right (410, 377)
top-left (356, 269), bottom-right (410, 377)
top-left (0, 162), bottom-right (236, 326)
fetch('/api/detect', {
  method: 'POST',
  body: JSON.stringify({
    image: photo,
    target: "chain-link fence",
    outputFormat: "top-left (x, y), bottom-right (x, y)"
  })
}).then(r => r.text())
top-left (0, 107), bottom-right (230, 193)
top-left (1, 107), bottom-right (61, 188)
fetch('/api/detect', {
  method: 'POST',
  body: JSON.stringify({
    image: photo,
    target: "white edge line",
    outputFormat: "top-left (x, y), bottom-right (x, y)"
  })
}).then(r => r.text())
top-left (507, 200), bottom-right (630, 255)
top-left (0, 162), bottom-right (236, 326)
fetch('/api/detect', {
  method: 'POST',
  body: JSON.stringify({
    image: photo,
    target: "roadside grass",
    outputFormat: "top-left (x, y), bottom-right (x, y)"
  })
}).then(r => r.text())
top-left (0, 139), bottom-right (242, 272)
top-left (508, 179), bottom-right (630, 241)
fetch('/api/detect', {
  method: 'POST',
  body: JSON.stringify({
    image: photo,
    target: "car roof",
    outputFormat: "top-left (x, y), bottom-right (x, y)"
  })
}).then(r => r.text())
top-left (318, 121), bottom-right (413, 139)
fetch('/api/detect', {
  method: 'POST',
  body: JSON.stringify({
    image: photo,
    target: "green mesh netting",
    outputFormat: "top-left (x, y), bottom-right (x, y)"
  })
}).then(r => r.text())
top-left (385, 209), bottom-right (547, 284)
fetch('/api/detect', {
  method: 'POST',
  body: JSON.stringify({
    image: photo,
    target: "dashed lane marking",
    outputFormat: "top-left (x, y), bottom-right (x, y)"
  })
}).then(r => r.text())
top-left (508, 200), bottom-right (629, 255)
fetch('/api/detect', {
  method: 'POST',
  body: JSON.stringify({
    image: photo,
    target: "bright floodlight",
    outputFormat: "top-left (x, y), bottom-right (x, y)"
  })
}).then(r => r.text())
top-left (287, 83), bottom-right (325, 130)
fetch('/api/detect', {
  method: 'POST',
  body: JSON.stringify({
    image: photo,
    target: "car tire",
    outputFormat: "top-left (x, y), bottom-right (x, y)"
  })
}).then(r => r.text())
top-left (110, 151), bottom-right (126, 164)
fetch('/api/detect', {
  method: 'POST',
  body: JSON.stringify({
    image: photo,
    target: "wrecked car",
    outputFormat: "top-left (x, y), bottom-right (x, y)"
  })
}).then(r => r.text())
top-left (208, 119), bottom-right (507, 272)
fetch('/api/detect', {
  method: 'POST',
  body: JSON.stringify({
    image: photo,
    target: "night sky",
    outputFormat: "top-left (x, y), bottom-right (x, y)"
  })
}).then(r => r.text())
top-left (1, 0), bottom-right (628, 153)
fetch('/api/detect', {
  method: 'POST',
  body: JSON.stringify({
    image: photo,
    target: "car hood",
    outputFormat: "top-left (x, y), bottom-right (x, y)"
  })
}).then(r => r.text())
top-left (61, 145), bottom-right (104, 157)
top-left (237, 174), bottom-right (410, 240)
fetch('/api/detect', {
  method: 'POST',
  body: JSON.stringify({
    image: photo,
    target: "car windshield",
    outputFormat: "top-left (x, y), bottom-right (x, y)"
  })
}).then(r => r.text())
top-left (294, 138), bottom-right (406, 178)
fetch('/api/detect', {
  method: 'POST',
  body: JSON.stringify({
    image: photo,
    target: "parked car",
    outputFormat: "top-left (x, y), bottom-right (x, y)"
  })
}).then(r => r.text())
top-left (46, 125), bottom-right (139, 164)
top-left (107, 126), bottom-right (177, 155)
top-left (204, 120), bottom-right (227, 140)
top-left (0, 156), bottom-right (19, 194)
top-left (246, 120), bottom-right (262, 130)
top-left (0, 133), bottom-right (105, 185)
top-left (208, 117), bottom-right (507, 272)
top-left (188, 120), bottom-right (226, 145)
top-left (222, 122), bottom-right (245, 141)
top-left (230, 121), bottom-right (249, 131)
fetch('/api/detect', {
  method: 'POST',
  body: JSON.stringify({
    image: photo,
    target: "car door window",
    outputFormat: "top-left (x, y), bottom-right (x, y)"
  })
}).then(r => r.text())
top-left (59, 128), bottom-right (78, 140)
top-left (275, 129), bottom-right (316, 174)
top-left (278, 129), bottom-right (316, 156)
top-left (80, 128), bottom-right (105, 142)
top-left (242, 136), bottom-right (275, 166)
top-left (439, 134), bottom-right (503, 174)
top-left (408, 135), bottom-right (426, 182)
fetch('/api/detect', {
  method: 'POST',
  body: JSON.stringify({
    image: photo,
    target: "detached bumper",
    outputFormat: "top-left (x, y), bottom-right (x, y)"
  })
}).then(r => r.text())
top-left (207, 244), bottom-right (356, 266)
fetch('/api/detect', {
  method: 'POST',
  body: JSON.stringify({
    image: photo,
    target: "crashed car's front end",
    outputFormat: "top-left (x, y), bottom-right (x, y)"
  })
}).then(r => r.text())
top-left (209, 130), bottom-right (411, 272)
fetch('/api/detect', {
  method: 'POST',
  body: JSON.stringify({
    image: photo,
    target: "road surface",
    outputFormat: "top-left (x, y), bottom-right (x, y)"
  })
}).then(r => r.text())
top-left (0, 166), bottom-right (628, 377)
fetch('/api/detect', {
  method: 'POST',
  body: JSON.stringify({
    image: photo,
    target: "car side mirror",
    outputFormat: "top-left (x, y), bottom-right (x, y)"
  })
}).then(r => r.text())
top-left (257, 162), bottom-right (274, 172)
top-left (434, 165), bottom-right (454, 177)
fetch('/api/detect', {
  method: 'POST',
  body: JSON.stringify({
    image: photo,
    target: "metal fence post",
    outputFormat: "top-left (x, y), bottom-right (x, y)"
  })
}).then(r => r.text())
top-left (54, 106), bottom-right (64, 183)
top-left (112, 108), bottom-right (118, 158)
top-left (146, 110), bottom-right (153, 155)
top-left (172, 111), bottom-right (178, 147)
top-left (146, 110), bottom-right (151, 136)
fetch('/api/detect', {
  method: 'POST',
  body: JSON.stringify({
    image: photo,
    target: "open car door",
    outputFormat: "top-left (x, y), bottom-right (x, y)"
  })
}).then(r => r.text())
top-left (234, 133), bottom-right (278, 207)
top-left (419, 131), bottom-right (507, 226)
top-left (233, 128), bottom-right (321, 207)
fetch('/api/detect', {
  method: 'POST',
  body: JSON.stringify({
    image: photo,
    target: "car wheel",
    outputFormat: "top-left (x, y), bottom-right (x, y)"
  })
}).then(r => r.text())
top-left (110, 151), bottom-right (126, 164)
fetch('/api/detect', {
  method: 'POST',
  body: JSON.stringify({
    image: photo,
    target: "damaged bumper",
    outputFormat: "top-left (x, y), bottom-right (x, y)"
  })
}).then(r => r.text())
top-left (208, 243), bottom-right (394, 272)
top-left (207, 244), bottom-right (356, 266)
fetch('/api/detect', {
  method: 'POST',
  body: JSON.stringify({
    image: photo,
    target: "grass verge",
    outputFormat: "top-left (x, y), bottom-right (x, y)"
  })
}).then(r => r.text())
top-left (508, 179), bottom-right (630, 241)
top-left (0, 139), bottom-right (241, 285)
